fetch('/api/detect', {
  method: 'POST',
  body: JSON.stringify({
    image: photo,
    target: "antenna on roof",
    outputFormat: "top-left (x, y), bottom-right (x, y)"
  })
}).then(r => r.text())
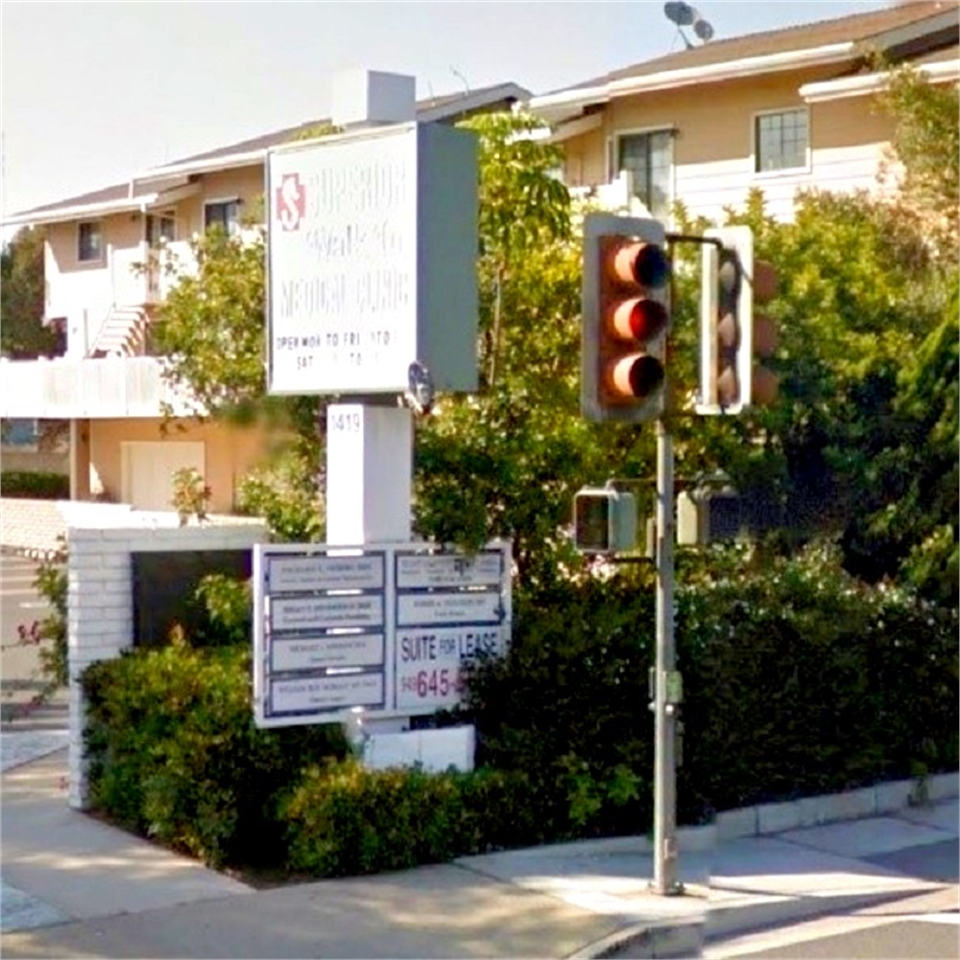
top-left (663, 2), bottom-right (715, 47)
top-left (450, 67), bottom-right (470, 94)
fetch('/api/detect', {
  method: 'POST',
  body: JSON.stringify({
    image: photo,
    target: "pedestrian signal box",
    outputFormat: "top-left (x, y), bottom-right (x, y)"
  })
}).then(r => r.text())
top-left (573, 487), bottom-right (638, 554)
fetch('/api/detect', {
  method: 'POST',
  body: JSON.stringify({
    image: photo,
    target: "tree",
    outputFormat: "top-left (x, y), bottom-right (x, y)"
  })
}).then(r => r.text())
top-left (152, 227), bottom-right (268, 418)
top-left (1, 226), bottom-right (56, 358)
top-left (874, 61), bottom-right (959, 260)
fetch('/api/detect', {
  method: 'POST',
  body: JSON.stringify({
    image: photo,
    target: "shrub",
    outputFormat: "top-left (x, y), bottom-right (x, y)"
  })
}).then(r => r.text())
top-left (677, 543), bottom-right (959, 818)
top-left (462, 565), bottom-right (657, 841)
top-left (82, 638), bottom-right (349, 868)
top-left (281, 759), bottom-right (538, 877)
top-left (0, 471), bottom-right (69, 499)
top-left (464, 542), bottom-right (958, 834)
top-left (191, 573), bottom-right (252, 648)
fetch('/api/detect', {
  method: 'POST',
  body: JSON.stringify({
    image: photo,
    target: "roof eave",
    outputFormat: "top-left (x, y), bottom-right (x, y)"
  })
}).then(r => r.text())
top-left (800, 57), bottom-right (960, 102)
top-left (133, 149), bottom-right (268, 187)
top-left (2, 193), bottom-right (159, 228)
top-left (527, 41), bottom-right (857, 122)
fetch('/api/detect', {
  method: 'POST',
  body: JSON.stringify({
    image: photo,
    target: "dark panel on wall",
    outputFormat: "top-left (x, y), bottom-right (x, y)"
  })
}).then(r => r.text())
top-left (132, 549), bottom-right (251, 648)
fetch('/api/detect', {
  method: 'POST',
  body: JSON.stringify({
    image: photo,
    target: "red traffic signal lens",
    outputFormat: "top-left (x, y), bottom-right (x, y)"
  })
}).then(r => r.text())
top-left (608, 354), bottom-right (665, 399)
top-left (609, 297), bottom-right (668, 342)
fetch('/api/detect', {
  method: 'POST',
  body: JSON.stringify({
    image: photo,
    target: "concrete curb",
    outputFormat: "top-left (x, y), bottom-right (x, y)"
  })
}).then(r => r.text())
top-left (571, 918), bottom-right (703, 960)
top-left (572, 772), bottom-right (959, 959)
top-left (717, 770), bottom-right (959, 840)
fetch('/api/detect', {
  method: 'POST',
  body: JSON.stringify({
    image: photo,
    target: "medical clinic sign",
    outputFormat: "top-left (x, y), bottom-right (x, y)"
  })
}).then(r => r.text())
top-left (266, 122), bottom-right (478, 396)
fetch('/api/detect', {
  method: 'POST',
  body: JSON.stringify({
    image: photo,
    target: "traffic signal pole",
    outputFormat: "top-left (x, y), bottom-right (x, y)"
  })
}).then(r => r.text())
top-left (652, 415), bottom-right (682, 895)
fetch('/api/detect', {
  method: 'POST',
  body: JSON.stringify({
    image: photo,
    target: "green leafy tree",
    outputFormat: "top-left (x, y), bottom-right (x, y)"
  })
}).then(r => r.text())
top-left (153, 227), bottom-right (268, 418)
top-left (874, 61), bottom-right (959, 260)
top-left (414, 112), bottom-right (647, 581)
top-left (1, 226), bottom-right (56, 358)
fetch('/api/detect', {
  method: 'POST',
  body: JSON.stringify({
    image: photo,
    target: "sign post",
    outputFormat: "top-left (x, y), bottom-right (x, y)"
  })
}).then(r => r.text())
top-left (264, 72), bottom-right (483, 743)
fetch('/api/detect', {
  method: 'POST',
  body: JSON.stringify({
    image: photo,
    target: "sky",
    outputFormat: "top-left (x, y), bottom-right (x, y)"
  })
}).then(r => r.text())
top-left (1, 0), bottom-right (895, 219)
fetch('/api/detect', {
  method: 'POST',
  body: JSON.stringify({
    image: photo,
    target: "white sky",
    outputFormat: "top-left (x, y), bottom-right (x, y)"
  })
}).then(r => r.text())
top-left (1, 0), bottom-right (891, 217)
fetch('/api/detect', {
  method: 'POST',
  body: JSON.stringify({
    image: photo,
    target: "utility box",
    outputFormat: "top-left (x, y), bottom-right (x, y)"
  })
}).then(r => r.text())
top-left (677, 488), bottom-right (744, 545)
top-left (573, 487), bottom-right (638, 553)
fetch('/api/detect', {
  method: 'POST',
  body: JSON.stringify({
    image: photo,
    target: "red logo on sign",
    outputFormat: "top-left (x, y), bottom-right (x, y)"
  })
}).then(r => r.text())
top-left (276, 173), bottom-right (305, 231)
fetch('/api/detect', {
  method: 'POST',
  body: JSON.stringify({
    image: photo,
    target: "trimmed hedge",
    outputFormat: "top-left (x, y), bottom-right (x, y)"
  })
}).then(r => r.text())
top-left (0, 471), bottom-right (69, 499)
top-left (81, 543), bottom-right (958, 878)
top-left (281, 761), bottom-right (539, 876)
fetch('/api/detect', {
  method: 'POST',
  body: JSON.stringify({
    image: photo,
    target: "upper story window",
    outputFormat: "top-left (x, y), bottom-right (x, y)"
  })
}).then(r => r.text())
top-left (204, 199), bottom-right (241, 237)
top-left (78, 221), bottom-right (104, 262)
top-left (755, 109), bottom-right (809, 173)
top-left (613, 130), bottom-right (674, 219)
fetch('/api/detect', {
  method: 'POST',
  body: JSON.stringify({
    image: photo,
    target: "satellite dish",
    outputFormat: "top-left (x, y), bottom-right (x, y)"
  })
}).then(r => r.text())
top-left (664, 1), bottom-right (696, 27)
top-left (693, 17), bottom-right (715, 42)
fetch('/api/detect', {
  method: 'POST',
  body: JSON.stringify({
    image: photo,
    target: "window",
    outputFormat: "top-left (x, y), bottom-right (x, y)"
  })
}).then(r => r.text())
top-left (146, 213), bottom-right (176, 248)
top-left (204, 199), bottom-right (241, 237)
top-left (755, 109), bottom-right (808, 173)
top-left (2, 418), bottom-right (39, 449)
top-left (78, 221), bottom-right (103, 262)
top-left (614, 130), bottom-right (673, 219)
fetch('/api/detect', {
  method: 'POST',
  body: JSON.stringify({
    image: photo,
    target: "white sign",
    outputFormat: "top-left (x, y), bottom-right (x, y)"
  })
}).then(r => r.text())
top-left (270, 594), bottom-right (384, 631)
top-left (397, 591), bottom-right (502, 627)
top-left (395, 625), bottom-right (505, 710)
top-left (270, 672), bottom-right (384, 713)
top-left (253, 542), bottom-right (511, 727)
top-left (271, 633), bottom-right (384, 672)
top-left (268, 554), bottom-right (384, 593)
top-left (396, 551), bottom-right (503, 589)
top-left (267, 125), bottom-right (418, 394)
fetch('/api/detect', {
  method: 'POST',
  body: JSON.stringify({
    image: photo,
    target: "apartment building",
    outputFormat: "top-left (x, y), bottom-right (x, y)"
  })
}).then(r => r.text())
top-left (524, 1), bottom-right (958, 224)
top-left (0, 84), bottom-right (528, 511)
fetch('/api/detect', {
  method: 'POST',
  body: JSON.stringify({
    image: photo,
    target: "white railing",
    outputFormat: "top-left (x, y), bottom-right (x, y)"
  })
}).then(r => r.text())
top-left (0, 356), bottom-right (200, 419)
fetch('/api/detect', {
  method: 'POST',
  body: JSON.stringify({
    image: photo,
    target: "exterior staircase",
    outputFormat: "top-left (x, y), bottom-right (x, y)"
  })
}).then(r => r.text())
top-left (89, 308), bottom-right (149, 358)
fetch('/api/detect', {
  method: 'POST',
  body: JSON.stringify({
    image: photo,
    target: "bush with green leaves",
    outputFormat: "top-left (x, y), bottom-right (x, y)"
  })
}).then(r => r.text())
top-left (0, 471), bottom-right (69, 499)
top-left (281, 760), bottom-right (540, 877)
top-left (463, 543), bottom-right (958, 834)
top-left (82, 638), bottom-right (349, 869)
top-left (676, 543), bottom-right (959, 820)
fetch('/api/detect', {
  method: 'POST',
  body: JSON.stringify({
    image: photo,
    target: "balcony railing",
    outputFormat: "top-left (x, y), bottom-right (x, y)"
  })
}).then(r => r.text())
top-left (0, 356), bottom-right (199, 419)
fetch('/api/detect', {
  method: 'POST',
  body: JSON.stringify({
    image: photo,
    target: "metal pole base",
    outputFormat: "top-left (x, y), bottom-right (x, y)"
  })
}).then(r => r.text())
top-left (649, 879), bottom-right (686, 897)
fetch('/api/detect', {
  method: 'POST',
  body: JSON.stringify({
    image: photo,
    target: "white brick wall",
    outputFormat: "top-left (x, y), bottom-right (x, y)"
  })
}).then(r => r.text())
top-left (67, 516), bottom-right (267, 808)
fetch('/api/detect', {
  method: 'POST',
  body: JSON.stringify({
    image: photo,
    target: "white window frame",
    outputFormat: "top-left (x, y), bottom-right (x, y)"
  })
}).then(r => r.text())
top-left (203, 196), bottom-right (242, 237)
top-left (607, 126), bottom-right (676, 219)
top-left (77, 220), bottom-right (104, 264)
top-left (752, 106), bottom-right (811, 177)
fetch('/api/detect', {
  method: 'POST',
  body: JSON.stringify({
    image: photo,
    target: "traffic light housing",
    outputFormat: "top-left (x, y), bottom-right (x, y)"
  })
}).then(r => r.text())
top-left (697, 226), bottom-right (779, 415)
top-left (582, 213), bottom-right (671, 423)
top-left (573, 486), bottom-right (638, 554)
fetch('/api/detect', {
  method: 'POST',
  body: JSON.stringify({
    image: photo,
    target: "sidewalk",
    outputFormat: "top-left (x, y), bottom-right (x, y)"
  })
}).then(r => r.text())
top-left (1, 733), bottom-right (957, 959)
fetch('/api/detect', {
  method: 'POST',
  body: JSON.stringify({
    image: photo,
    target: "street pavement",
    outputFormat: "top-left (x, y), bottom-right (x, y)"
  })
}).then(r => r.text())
top-left (1, 730), bottom-right (957, 959)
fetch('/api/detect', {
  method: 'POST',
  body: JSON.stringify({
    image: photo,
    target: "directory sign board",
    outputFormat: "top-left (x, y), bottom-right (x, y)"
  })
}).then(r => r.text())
top-left (253, 542), bottom-right (510, 728)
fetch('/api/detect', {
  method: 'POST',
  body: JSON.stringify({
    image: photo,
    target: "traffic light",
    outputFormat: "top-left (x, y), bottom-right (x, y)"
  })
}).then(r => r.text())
top-left (573, 486), bottom-right (638, 554)
top-left (697, 226), bottom-right (779, 415)
top-left (582, 213), bottom-right (671, 423)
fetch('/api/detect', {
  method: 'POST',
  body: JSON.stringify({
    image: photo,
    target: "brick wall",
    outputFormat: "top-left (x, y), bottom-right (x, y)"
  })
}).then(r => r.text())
top-left (66, 516), bottom-right (267, 809)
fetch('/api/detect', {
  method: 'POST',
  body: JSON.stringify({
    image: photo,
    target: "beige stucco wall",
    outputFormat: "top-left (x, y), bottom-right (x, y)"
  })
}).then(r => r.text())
top-left (177, 166), bottom-right (265, 234)
top-left (561, 65), bottom-right (905, 222)
top-left (89, 417), bottom-right (269, 513)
